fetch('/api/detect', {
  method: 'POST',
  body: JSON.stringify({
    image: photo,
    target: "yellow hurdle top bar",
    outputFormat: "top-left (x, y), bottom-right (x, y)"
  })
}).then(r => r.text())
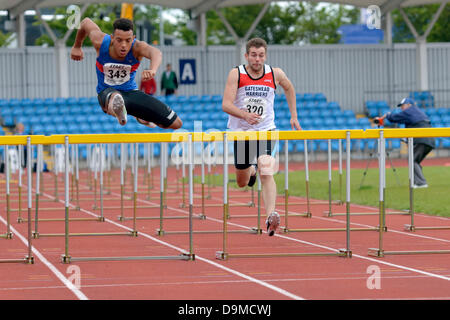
top-left (0, 128), bottom-right (449, 145)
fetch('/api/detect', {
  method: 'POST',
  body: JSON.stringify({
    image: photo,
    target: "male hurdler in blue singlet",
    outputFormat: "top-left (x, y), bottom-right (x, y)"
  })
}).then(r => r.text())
top-left (71, 18), bottom-right (182, 130)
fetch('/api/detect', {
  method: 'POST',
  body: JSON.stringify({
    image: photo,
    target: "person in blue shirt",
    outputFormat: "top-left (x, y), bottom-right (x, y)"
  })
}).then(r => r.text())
top-left (378, 97), bottom-right (435, 188)
top-left (71, 18), bottom-right (182, 130)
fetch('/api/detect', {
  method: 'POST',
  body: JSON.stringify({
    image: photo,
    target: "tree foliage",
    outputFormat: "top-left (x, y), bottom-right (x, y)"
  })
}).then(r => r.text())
top-left (392, 4), bottom-right (450, 42)
top-left (0, 30), bottom-right (14, 47)
top-left (32, 3), bottom-right (450, 47)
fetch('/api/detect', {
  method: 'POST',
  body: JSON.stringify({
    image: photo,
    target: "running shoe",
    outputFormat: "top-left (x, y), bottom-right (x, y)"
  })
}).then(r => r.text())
top-left (266, 211), bottom-right (280, 236)
top-left (109, 93), bottom-right (127, 125)
top-left (247, 164), bottom-right (257, 187)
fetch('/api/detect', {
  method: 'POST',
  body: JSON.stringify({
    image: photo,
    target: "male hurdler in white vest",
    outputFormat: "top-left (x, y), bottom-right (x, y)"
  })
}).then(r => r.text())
top-left (222, 38), bottom-right (301, 236)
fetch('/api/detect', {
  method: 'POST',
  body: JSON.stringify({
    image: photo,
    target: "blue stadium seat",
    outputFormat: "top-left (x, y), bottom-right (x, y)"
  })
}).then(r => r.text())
top-left (211, 95), bottom-right (222, 103)
top-left (314, 93), bottom-right (327, 103)
top-left (436, 108), bottom-right (449, 116)
top-left (33, 124), bottom-right (46, 135)
top-left (295, 141), bottom-right (305, 152)
top-left (391, 139), bottom-right (401, 149)
top-left (303, 93), bottom-right (314, 103)
top-left (442, 138), bottom-right (450, 149)
top-left (200, 95), bottom-right (212, 103)
top-left (67, 123), bottom-right (79, 134)
top-left (365, 139), bottom-right (377, 151)
top-left (177, 95), bottom-right (188, 103)
top-left (430, 115), bottom-right (441, 125)
top-left (442, 115), bottom-right (450, 125)
top-left (317, 140), bottom-right (328, 151)
top-left (346, 118), bottom-right (357, 126)
top-left (327, 102), bottom-right (340, 111)
top-left (304, 102), bottom-right (315, 111)
top-left (316, 102), bottom-right (327, 110)
top-left (366, 101), bottom-right (378, 117)
top-left (66, 97), bottom-right (78, 106)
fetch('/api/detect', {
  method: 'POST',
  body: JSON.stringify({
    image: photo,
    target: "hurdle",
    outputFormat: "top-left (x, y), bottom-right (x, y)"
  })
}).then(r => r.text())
top-left (189, 140), bottom-right (256, 210)
top-left (216, 130), bottom-right (353, 260)
top-left (225, 137), bottom-right (342, 221)
top-left (404, 138), bottom-right (450, 232)
top-left (30, 138), bottom-right (133, 239)
top-left (117, 141), bottom-right (206, 225)
top-left (324, 137), bottom-right (409, 217)
top-left (368, 129), bottom-right (450, 257)
top-left (27, 145), bottom-right (99, 239)
top-left (279, 139), bottom-right (342, 211)
top-left (1, 145), bottom-right (13, 240)
top-left (282, 133), bottom-right (379, 234)
top-left (156, 132), bottom-right (260, 236)
top-left (0, 137), bottom-right (34, 264)
top-left (59, 133), bottom-right (194, 263)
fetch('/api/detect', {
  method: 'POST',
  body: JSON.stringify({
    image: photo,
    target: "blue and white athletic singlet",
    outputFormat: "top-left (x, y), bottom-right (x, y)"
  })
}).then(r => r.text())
top-left (96, 34), bottom-right (140, 93)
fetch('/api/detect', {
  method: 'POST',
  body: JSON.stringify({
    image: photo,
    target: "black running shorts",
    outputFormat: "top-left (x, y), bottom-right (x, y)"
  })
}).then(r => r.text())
top-left (233, 139), bottom-right (275, 170)
top-left (97, 87), bottom-right (178, 128)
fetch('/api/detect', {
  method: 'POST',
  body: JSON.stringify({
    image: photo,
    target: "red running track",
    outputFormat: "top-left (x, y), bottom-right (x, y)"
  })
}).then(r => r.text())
top-left (0, 161), bottom-right (449, 300)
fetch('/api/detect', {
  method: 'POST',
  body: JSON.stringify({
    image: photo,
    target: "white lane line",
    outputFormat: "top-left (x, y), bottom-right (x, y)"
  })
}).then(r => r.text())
top-left (0, 215), bottom-right (89, 300)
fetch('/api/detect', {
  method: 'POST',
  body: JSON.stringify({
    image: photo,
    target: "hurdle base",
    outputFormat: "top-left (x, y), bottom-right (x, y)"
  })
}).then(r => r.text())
top-left (61, 255), bottom-right (72, 264)
top-left (368, 248), bottom-right (384, 257)
top-left (118, 214), bottom-right (206, 221)
top-left (215, 249), bottom-right (351, 260)
top-left (404, 224), bottom-right (450, 231)
top-left (61, 253), bottom-right (193, 263)
top-left (215, 251), bottom-right (228, 260)
top-left (282, 227), bottom-right (380, 233)
top-left (0, 232), bottom-right (13, 239)
top-left (338, 249), bottom-right (352, 258)
top-left (323, 211), bottom-right (332, 217)
top-left (34, 231), bottom-right (136, 238)
top-left (157, 227), bottom-right (262, 236)
top-left (0, 256), bottom-right (34, 264)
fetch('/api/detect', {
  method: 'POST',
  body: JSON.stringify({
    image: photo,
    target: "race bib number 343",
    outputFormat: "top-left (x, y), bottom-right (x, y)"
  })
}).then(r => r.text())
top-left (244, 97), bottom-right (266, 116)
top-left (103, 63), bottom-right (131, 86)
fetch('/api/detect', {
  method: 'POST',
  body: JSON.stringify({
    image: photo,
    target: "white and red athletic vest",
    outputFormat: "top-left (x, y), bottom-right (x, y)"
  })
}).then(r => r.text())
top-left (227, 64), bottom-right (276, 131)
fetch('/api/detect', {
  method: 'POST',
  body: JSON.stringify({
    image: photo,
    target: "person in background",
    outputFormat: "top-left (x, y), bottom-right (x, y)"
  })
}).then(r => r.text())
top-left (377, 97), bottom-right (435, 188)
top-left (161, 63), bottom-right (178, 96)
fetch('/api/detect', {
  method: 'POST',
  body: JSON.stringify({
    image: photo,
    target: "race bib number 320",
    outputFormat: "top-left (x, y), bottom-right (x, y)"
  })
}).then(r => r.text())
top-left (103, 63), bottom-right (131, 86)
top-left (244, 97), bottom-right (266, 116)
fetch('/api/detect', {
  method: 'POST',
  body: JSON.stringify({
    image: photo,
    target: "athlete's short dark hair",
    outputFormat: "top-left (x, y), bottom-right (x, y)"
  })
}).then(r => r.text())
top-left (246, 38), bottom-right (267, 53)
top-left (113, 18), bottom-right (134, 33)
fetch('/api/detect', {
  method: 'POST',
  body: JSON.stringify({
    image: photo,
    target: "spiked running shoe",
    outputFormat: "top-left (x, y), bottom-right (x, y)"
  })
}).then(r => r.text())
top-left (266, 211), bottom-right (280, 236)
top-left (109, 93), bottom-right (127, 126)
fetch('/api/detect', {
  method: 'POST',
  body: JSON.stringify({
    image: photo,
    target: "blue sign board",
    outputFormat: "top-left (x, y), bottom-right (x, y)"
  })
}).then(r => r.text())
top-left (179, 59), bottom-right (196, 85)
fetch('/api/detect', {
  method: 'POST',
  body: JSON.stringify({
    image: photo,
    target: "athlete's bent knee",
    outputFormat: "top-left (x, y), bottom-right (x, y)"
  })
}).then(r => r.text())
top-left (168, 117), bottom-right (183, 130)
top-left (257, 155), bottom-right (276, 176)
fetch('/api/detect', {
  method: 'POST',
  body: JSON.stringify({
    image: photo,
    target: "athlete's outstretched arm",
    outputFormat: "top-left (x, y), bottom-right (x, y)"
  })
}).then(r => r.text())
top-left (133, 41), bottom-right (163, 81)
top-left (274, 68), bottom-right (301, 130)
top-left (222, 68), bottom-right (261, 125)
top-left (71, 18), bottom-right (105, 61)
